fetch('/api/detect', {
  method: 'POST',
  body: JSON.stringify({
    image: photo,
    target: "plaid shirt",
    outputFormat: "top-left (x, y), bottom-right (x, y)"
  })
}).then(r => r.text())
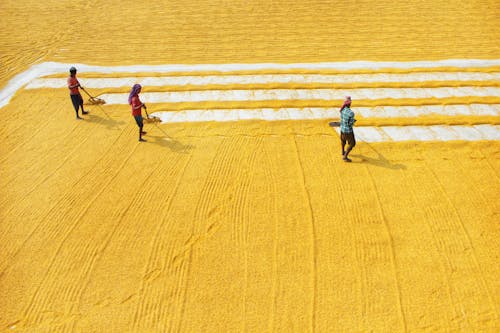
top-left (340, 106), bottom-right (356, 133)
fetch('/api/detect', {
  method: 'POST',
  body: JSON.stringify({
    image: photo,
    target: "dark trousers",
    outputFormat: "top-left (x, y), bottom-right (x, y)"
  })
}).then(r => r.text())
top-left (70, 94), bottom-right (83, 112)
top-left (341, 131), bottom-right (356, 148)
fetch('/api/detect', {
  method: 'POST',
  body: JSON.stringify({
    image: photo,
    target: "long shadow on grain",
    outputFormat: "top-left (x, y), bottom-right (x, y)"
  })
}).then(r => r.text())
top-left (148, 133), bottom-right (193, 153)
top-left (86, 113), bottom-right (126, 130)
top-left (351, 143), bottom-right (406, 170)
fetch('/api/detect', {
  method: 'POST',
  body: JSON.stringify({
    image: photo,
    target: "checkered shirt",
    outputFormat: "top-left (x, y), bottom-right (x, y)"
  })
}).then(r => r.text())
top-left (340, 106), bottom-right (356, 133)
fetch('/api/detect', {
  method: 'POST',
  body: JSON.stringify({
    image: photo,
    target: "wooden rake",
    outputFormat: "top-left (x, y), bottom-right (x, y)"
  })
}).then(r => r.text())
top-left (81, 87), bottom-right (106, 105)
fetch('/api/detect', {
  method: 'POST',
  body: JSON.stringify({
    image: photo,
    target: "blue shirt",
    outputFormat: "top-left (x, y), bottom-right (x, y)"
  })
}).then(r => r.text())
top-left (340, 106), bottom-right (356, 133)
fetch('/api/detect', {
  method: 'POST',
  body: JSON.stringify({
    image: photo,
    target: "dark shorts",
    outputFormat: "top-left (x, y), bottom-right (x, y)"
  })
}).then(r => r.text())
top-left (70, 94), bottom-right (83, 111)
top-left (134, 115), bottom-right (144, 127)
top-left (341, 131), bottom-right (356, 147)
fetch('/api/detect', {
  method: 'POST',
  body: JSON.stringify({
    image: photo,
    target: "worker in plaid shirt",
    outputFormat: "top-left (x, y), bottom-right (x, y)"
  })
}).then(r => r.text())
top-left (339, 96), bottom-right (356, 162)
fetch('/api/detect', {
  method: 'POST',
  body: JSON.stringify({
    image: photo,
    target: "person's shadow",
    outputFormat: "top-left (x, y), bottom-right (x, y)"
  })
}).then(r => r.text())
top-left (350, 145), bottom-right (406, 170)
top-left (86, 112), bottom-right (126, 130)
top-left (146, 125), bottom-right (194, 153)
top-left (149, 135), bottom-right (193, 153)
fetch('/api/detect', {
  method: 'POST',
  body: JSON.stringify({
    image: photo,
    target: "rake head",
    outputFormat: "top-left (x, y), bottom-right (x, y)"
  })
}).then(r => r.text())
top-left (144, 116), bottom-right (161, 124)
top-left (87, 97), bottom-right (106, 105)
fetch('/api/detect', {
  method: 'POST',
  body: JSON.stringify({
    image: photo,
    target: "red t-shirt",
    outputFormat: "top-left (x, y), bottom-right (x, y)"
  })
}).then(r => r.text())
top-left (68, 76), bottom-right (80, 95)
top-left (67, 76), bottom-right (80, 95)
top-left (131, 95), bottom-right (143, 116)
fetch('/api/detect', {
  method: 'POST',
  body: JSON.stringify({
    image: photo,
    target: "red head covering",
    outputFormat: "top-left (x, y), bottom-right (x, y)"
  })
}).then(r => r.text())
top-left (339, 96), bottom-right (351, 112)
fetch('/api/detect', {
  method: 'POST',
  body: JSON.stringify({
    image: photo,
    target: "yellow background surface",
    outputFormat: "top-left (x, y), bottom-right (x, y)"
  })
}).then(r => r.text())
top-left (0, 1), bottom-right (499, 332)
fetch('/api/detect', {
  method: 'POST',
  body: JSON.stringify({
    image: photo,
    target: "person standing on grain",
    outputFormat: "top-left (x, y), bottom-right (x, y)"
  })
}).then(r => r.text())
top-left (339, 96), bottom-right (356, 162)
top-left (128, 84), bottom-right (147, 142)
top-left (67, 67), bottom-right (88, 119)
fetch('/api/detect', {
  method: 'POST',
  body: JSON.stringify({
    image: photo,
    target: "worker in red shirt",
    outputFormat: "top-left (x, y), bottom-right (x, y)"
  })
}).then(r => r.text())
top-left (128, 84), bottom-right (147, 142)
top-left (67, 67), bottom-right (88, 119)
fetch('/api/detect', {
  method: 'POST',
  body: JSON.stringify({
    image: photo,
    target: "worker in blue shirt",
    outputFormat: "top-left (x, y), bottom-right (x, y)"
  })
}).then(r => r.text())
top-left (339, 96), bottom-right (356, 162)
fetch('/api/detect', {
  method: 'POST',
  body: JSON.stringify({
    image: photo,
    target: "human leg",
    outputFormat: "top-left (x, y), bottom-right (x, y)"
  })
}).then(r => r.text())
top-left (340, 132), bottom-right (347, 155)
top-left (71, 94), bottom-right (82, 119)
top-left (78, 94), bottom-right (88, 114)
top-left (343, 132), bottom-right (356, 162)
top-left (134, 115), bottom-right (146, 141)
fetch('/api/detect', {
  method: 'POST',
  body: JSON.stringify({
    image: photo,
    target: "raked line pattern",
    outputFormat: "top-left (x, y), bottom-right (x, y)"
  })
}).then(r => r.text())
top-left (2, 60), bottom-right (500, 142)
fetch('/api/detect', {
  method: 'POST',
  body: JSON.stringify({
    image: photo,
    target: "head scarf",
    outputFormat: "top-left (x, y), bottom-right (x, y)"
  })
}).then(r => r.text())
top-left (128, 84), bottom-right (142, 105)
top-left (339, 96), bottom-right (351, 112)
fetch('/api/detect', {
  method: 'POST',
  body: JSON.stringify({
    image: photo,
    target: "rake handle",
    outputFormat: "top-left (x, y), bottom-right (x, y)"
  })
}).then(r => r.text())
top-left (80, 87), bottom-right (92, 97)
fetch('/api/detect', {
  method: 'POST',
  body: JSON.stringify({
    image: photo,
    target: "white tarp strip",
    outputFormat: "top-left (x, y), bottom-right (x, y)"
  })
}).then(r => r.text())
top-left (151, 107), bottom-right (500, 141)
top-left (149, 105), bottom-right (500, 123)
top-left (99, 87), bottom-right (500, 104)
top-left (355, 104), bottom-right (500, 117)
top-left (333, 125), bottom-right (500, 142)
top-left (25, 72), bottom-right (500, 89)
